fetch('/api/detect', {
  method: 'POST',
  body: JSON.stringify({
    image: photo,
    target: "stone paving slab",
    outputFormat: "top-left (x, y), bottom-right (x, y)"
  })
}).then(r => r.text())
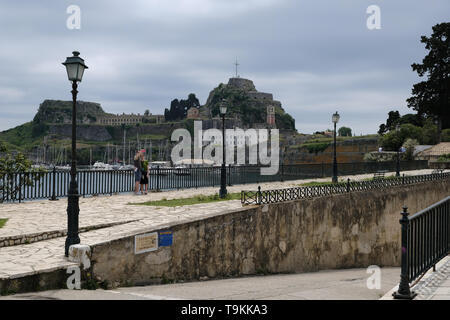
top-left (380, 255), bottom-right (450, 300)
top-left (0, 169), bottom-right (437, 283)
top-left (411, 255), bottom-right (450, 300)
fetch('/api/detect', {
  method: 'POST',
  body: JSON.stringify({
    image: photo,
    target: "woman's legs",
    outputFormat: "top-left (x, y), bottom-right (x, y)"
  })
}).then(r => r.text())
top-left (135, 181), bottom-right (140, 194)
top-left (134, 169), bottom-right (142, 194)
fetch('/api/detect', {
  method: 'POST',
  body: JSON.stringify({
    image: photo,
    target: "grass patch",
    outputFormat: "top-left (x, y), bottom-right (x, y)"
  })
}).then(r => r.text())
top-left (129, 192), bottom-right (241, 207)
top-left (0, 218), bottom-right (8, 229)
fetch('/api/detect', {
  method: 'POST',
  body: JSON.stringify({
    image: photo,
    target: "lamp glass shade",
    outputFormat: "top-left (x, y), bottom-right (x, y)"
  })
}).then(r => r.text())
top-left (332, 112), bottom-right (340, 124)
top-left (62, 51), bottom-right (88, 82)
top-left (220, 106), bottom-right (227, 115)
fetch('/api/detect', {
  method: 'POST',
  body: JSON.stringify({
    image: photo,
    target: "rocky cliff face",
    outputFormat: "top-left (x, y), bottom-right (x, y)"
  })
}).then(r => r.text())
top-left (201, 77), bottom-right (295, 130)
top-left (48, 124), bottom-right (112, 142)
top-left (33, 100), bottom-right (106, 124)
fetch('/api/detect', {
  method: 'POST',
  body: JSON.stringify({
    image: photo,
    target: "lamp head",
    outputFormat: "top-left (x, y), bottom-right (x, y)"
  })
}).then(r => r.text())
top-left (62, 51), bottom-right (88, 82)
top-left (332, 111), bottom-right (340, 124)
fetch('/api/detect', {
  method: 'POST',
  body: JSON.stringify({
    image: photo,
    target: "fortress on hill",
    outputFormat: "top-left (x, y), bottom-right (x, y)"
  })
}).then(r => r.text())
top-left (33, 76), bottom-right (295, 130)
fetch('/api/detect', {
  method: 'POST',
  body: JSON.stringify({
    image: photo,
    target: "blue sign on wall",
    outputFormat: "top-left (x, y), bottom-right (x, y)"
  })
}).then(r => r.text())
top-left (158, 230), bottom-right (173, 247)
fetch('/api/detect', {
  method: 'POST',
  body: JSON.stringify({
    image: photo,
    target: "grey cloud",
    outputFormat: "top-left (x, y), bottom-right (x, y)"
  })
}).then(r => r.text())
top-left (0, 0), bottom-right (449, 135)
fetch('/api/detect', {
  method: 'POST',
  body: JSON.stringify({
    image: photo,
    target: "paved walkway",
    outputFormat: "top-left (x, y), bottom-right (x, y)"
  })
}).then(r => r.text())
top-left (381, 255), bottom-right (450, 300)
top-left (0, 169), bottom-right (437, 283)
top-left (0, 267), bottom-right (400, 300)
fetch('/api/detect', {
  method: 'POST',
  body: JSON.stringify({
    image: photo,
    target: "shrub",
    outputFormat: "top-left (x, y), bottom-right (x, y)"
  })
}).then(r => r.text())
top-left (442, 129), bottom-right (450, 142)
top-left (402, 138), bottom-right (419, 160)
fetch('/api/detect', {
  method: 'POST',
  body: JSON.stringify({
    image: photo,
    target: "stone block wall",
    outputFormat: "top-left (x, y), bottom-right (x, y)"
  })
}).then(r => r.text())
top-left (89, 179), bottom-right (450, 287)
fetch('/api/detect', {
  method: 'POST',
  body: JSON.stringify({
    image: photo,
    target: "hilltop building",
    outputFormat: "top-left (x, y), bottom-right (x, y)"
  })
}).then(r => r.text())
top-left (97, 112), bottom-right (164, 126)
top-left (187, 107), bottom-right (200, 119)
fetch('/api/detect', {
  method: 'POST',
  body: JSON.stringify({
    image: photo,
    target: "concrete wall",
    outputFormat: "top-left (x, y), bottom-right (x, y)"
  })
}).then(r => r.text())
top-left (90, 179), bottom-right (450, 287)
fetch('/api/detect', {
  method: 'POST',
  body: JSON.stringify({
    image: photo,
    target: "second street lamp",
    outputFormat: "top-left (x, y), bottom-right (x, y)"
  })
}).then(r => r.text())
top-left (62, 51), bottom-right (88, 257)
top-left (332, 111), bottom-right (340, 183)
top-left (219, 101), bottom-right (228, 198)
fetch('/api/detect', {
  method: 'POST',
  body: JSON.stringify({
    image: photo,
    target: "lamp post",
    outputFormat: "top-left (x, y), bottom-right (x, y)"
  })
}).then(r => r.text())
top-left (62, 51), bottom-right (88, 257)
top-left (219, 101), bottom-right (228, 198)
top-left (332, 111), bottom-right (340, 183)
top-left (396, 124), bottom-right (401, 177)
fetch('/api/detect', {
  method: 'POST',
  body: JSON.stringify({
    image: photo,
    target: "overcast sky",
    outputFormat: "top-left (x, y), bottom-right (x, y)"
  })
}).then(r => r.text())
top-left (0, 0), bottom-right (448, 134)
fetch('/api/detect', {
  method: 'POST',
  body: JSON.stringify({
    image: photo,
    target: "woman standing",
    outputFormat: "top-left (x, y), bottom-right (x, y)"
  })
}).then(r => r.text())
top-left (133, 151), bottom-right (142, 195)
top-left (140, 151), bottom-right (149, 195)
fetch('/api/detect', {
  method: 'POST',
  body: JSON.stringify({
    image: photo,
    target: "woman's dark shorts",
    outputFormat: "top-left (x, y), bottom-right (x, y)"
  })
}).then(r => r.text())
top-left (134, 169), bottom-right (142, 182)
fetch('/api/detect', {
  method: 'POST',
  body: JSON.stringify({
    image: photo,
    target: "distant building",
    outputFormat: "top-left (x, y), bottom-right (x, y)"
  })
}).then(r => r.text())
top-left (416, 142), bottom-right (450, 161)
top-left (97, 112), bottom-right (164, 126)
top-left (187, 107), bottom-right (200, 119)
top-left (267, 105), bottom-right (275, 126)
top-left (324, 130), bottom-right (334, 137)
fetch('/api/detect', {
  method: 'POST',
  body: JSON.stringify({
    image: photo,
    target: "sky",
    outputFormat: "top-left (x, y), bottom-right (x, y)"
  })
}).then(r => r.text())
top-left (0, 0), bottom-right (449, 135)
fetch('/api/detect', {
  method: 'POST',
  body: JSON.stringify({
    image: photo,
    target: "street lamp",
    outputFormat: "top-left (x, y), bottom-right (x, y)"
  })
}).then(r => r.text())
top-left (62, 51), bottom-right (88, 257)
top-left (332, 111), bottom-right (340, 183)
top-left (219, 101), bottom-right (228, 198)
top-left (396, 124), bottom-right (401, 177)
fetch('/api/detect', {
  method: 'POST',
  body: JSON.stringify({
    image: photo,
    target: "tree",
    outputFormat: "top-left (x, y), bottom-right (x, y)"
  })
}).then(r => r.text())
top-left (421, 118), bottom-right (439, 145)
top-left (378, 124), bottom-right (387, 135)
top-left (398, 113), bottom-right (424, 127)
top-left (380, 123), bottom-right (423, 151)
top-left (380, 130), bottom-right (403, 151)
top-left (0, 143), bottom-right (44, 202)
top-left (402, 138), bottom-right (419, 160)
top-left (144, 109), bottom-right (150, 117)
top-left (338, 127), bottom-right (352, 137)
top-left (378, 110), bottom-right (400, 135)
top-left (407, 22), bottom-right (450, 142)
top-left (386, 111), bottom-right (400, 131)
top-left (442, 128), bottom-right (450, 142)
top-left (164, 94), bottom-right (201, 121)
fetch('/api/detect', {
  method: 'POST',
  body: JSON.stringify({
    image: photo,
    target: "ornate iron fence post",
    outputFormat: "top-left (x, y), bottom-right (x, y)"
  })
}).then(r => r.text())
top-left (280, 163), bottom-right (284, 182)
top-left (109, 170), bottom-right (113, 196)
top-left (18, 173), bottom-right (22, 203)
top-left (402, 173), bottom-right (405, 185)
top-left (49, 167), bottom-right (58, 201)
top-left (346, 178), bottom-right (350, 192)
top-left (257, 186), bottom-right (262, 205)
top-left (228, 164), bottom-right (232, 186)
top-left (156, 165), bottom-right (160, 192)
top-left (393, 206), bottom-right (417, 300)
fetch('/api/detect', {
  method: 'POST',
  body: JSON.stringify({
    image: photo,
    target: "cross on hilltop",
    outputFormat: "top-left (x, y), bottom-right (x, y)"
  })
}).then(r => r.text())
top-left (234, 58), bottom-right (240, 78)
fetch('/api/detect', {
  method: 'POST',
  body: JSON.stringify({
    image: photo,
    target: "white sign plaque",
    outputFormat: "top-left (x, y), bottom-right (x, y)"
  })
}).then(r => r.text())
top-left (135, 232), bottom-right (158, 254)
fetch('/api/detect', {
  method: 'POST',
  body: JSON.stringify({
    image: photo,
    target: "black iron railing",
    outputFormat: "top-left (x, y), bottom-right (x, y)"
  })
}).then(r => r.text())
top-left (241, 172), bottom-right (450, 206)
top-left (0, 160), bottom-right (430, 203)
top-left (0, 167), bottom-right (135, 203)
top-left (393, 197), bottom-right (450, 299)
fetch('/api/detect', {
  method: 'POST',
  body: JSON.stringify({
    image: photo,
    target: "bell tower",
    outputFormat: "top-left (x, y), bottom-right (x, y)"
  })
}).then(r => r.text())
top-left (267, 105), bottom-right (275, 127)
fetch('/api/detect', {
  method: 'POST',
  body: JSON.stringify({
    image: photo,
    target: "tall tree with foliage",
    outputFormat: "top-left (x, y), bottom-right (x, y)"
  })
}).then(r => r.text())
top-left (338, 127), bottom-right (352, 137)
top-left (164, 94), bottom-right (200, 121)
top-left (0, 142), bottom-right (44, 202)
top-left (407, 22), bottom-right (450, 142)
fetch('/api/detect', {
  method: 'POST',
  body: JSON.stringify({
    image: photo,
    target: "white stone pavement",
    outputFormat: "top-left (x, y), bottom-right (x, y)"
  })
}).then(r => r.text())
top-left (0, 169), bottom-right (438, 282)
top-left (381, 255), bottom-right (450, 300)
